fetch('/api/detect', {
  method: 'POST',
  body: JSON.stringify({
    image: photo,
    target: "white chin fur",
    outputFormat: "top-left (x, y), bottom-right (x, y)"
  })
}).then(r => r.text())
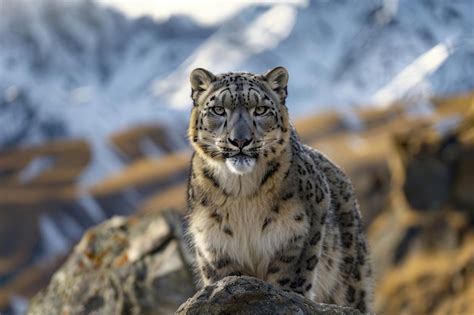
top-left (225, 155), bottom-right (256, 175)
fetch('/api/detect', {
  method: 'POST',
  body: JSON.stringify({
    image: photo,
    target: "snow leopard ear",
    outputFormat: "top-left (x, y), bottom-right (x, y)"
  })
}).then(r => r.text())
top-left (190, 68), bottom-right (215, 92)
top-left (190, 68), bottom-right (216, 106)
top-left (263, 66), bottom-right (289, 105)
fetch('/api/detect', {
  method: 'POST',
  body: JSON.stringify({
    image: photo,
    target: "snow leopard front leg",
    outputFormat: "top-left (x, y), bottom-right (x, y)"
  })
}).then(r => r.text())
top-left (195, 246), bottom-right (243, 287)
top-left (266, 150), bottom-right (330, 298)
top-left (266, 166), bottom-right (330, 298)
top-left (265, 232), bottom-right (318, 297)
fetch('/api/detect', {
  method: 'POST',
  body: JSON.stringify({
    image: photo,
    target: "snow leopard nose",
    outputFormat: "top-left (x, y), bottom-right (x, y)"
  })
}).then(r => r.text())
top-left (228, 137), bottom-right (252, 149)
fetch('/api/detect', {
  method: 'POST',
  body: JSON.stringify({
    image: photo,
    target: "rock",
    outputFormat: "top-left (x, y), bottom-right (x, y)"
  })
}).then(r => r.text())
top-left (392, 108), bottom-right (474, 212)
top-left (177, 276), bottom-right (361, 315)
top-left (27, 210), bottom-right (196, 315)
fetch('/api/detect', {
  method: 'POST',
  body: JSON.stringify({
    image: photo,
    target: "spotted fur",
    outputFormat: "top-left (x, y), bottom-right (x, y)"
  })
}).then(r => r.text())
top-left (186, 67), bottom-right (373, 312)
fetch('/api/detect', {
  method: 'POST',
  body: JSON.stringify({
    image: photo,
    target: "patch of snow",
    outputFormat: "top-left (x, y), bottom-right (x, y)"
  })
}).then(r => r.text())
top-left (140, 136), bottom-right (165, 158)
top-left (38, 214), bottom-right (71, 256)
top-left (97, 0), bottom-right (307, 26)
top-left (77, 192), bottom-right (107, 223)
top-left (339, 111), bottom-right (365, 132)
top-left (4, 85), bottom-right (20, 103)
top-left (18, 156), bottom-right (56, 184)
top-left (372, 41), bottom-right (452, 106)
top-left (404, 98), bottom-right (435, 117)
top-left (435, 114), bottom-right (462, 136)
top-left (121, 188), bottom-right (142, 213)
top-left (56, 212), bottom-right (85, 240)
top-left (9, 295), bottom-right (29, 315)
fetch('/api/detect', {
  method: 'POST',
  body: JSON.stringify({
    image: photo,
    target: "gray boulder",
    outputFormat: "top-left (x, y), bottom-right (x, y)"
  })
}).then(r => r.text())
top-left (27, 211), bottom-right (196, 315)
top-left (177, 276), bottom-right (361, 315)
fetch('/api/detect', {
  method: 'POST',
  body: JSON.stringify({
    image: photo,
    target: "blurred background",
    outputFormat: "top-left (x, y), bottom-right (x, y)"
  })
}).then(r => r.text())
top-left (0, 0), bottom-right (473, 314)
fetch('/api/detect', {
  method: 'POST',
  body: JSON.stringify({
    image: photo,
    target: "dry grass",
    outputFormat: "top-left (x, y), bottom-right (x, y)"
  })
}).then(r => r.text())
top-left (432, 91), bottom-right (474, 116)
top-left (140, 183), bottom-right (187, 213)
top-left (376, 233), bottom-right (474, 315)
top-left (90, 150), bottom-right (191, 196)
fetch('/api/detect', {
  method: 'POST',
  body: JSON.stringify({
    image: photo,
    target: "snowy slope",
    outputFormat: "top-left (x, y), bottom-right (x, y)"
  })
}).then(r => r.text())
top-left (0, 0), bottom-right (216, 182)
top-left (0, 0), bottom-right (473, 183)
top-left (240, 0), bottom-right (474, 114)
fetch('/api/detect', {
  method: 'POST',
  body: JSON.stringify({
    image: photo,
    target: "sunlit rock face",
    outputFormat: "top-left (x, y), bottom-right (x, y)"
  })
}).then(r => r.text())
top-left (27, 210), bottom-right (196, 315)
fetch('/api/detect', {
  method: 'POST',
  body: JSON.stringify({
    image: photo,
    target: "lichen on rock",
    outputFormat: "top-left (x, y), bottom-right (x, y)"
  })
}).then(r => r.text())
top-left (27, 211), bottom-right (196, 315)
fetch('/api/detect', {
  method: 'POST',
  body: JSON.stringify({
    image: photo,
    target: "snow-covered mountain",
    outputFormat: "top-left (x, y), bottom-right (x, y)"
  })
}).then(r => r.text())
top-left (0, 0), bottom-right (473, 182)
top-left (0, 2), bottom-right (473, 313)
top-left (0, 0), bottom-right (218, 182)
top-left (240, 0), bottom-right (474, 112)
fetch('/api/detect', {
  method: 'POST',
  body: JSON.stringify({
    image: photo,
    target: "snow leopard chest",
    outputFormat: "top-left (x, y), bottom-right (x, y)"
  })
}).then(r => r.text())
top-left (191, 195), bottom-right (310, 279)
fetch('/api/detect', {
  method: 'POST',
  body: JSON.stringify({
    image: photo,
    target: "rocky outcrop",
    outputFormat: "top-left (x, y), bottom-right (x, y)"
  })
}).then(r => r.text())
top-left (27, 210), bottom-right (196, 315)
top-left (177, 276), bottom-right (360, 315)
top-left (27, 210), bottom-right (361, 315)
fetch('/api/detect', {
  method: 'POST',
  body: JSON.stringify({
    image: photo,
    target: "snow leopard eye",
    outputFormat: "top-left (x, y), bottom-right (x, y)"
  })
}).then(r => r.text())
top-left (211, 106), bottom-right (225, 116)
top-left (254, 106), bottom-right (269, 116)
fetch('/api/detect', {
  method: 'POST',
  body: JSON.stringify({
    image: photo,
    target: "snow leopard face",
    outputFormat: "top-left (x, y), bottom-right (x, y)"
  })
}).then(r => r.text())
top-left (188, 67), bottom-right (290, 175)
